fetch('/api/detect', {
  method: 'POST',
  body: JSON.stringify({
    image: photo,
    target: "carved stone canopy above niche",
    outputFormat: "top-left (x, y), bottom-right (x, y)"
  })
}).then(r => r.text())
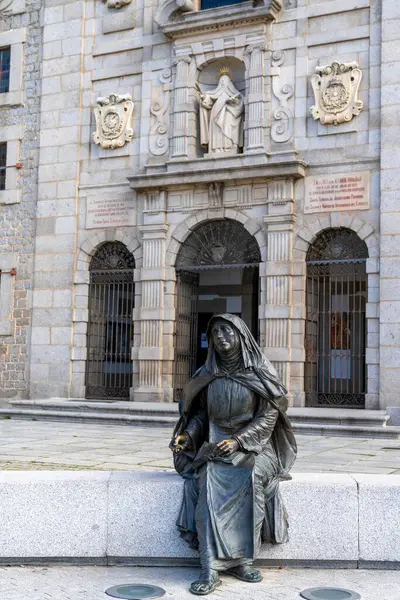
top-left (155, 0), bottom-right (282, 38)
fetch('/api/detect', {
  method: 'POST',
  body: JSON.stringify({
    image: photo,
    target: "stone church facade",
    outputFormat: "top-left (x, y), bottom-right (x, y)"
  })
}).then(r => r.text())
top-left (0, 0), bottom-right (399, 417)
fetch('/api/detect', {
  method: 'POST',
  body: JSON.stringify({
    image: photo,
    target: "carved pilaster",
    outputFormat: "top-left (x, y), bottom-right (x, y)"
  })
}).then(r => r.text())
top-left (171, 55), bottom-right (193, 159)
top-left (134, 191), bottom-right (174, 402)
top-left (262, 213), bottom-right (297, 395)
top-left (244, 43), bottom-right (267, 152)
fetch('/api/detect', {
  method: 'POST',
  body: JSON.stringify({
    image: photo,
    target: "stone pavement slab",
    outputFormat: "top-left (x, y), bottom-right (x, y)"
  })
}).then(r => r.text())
top-left (0, 420), bottom-right (400, 473)
top-left (1, 565), bottom-right (398, 600)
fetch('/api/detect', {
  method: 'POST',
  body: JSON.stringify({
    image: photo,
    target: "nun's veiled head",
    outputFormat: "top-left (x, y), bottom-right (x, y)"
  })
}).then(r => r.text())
top-left (209, 318), bottom-right (240, 357)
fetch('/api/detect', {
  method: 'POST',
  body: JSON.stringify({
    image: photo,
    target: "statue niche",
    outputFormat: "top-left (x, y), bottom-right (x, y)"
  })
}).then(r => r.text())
top-left (198, 66), bottom-right (244, 156)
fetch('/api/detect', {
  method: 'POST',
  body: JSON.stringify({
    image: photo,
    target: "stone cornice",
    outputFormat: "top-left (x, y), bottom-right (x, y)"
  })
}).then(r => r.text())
top-left (158, 0), bottom-right (282, 39)
top-left (128, 153), bottom-right (306, 191)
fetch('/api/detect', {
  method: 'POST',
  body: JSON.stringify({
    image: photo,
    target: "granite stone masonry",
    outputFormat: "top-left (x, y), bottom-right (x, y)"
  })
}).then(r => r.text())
top-left (0, 0), bottom-right (399, 415)
top-left (0, 470), bottom-right (399, 565)
top-left (0, 0), bottom-right (42, 399)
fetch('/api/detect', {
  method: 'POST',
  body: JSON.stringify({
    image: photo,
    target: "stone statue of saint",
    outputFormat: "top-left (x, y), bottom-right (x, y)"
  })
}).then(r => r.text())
top-left (199, 69), bottom-right (244, 155)
top-left (171, 314), bottom-right (297, 596)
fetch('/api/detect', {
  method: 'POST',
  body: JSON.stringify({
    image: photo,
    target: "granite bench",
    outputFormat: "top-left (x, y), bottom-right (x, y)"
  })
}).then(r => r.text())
top-left (0, 471), bottom-right (399, 567)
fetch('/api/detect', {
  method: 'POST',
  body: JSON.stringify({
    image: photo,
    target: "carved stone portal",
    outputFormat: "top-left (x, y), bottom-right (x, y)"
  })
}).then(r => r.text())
top-left (93, 94), bottom-right (134, 150)
top-left (102, 0), bottom-right (131, 7)
top-left (310, 61), bottom-right (363, 125)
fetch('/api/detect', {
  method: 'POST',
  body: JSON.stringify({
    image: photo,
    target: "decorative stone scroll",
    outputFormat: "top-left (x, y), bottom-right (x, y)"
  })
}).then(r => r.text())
top-left (271, 51), bottom-right (294, 143)
top-left (154, 0), bottom-right (194, 28)
top-left (102, 0), bottom-right (131, 7)
top-left (310, 61), bottom-right (363, 125)
top-left (0, 0), bottom-right (12, 15)
top-left (93, 93), bottom-right (134, 149)
top-left (149, 69), bottom-right (172, 157)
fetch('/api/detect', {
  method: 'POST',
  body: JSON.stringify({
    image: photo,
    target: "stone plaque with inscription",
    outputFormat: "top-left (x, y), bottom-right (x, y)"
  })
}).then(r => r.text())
top-left (304, 172), bottom-right (370, 214)
top-left (86, 195), bottom-right (135, 229)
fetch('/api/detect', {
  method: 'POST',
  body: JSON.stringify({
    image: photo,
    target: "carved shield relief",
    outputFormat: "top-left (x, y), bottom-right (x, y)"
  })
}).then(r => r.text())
top-left (93, 94), bottom-right (134, 150)
top-left (310, 61), bottom-right (363, 125)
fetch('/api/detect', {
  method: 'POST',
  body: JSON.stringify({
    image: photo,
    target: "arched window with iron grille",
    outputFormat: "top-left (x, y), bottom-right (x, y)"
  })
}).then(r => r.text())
top-left (86, 242), bottom-right (135, 399)
top-left (305, 228), bottom-right (368, 408)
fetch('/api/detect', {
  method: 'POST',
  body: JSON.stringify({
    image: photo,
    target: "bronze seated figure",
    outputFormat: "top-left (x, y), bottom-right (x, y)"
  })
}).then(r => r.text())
top-left (171, 314), bottom-right (297, 595)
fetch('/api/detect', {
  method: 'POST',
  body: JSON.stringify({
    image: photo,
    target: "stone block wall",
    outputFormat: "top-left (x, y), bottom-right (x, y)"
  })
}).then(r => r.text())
top-left (21, 0), bottom-right (398, 407)
top-left (0, 0), bottom-right (42, 399)
top-left (380, 1), bottom-right (400, 414)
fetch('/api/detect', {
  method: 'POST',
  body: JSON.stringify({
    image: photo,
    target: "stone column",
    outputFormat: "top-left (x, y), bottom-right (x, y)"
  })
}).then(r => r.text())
top-left (244, 44), bottom-right (267, 153)
top-left (133, 191), bottom-right (174, 402)
top-left (379, 1), bottom-right (400, 419)
top-left (171, 55), bottom-right (194, 160)
top-left (262, 211), bottom-right (298, 401)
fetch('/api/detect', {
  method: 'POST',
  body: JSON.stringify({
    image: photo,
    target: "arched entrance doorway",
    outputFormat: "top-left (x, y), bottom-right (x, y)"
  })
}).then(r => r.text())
top-left (305, 228), bottom-right (368, 408)
top-left (173, 219), bottom-right (261, 399)
top-left (85, 242), bottom-right (135, 399)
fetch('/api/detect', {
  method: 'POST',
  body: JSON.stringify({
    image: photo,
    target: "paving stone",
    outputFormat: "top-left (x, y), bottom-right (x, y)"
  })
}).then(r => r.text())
top-left (1, 565), bottom-right (399, 600)
top-left (0, 421), bottom-right (399, 473)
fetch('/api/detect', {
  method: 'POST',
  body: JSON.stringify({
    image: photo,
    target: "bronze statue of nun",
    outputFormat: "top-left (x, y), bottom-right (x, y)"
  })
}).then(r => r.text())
top-left (171, 314), bottom-right (297, 596)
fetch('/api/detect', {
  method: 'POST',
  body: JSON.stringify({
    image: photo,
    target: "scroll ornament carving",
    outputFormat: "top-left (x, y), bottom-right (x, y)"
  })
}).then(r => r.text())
top-left (93, 94), bottom-right (134, 149)
top-left (0, 0), bottom-right (12, 15)
top-left (271, 51), bottom-right (294, 143)
top-left (149, 69), bottom-right (172, 156)
top-left (310, 61), bottom-right (363, 125)
top-left (102, 0), bottom-right (131, 7)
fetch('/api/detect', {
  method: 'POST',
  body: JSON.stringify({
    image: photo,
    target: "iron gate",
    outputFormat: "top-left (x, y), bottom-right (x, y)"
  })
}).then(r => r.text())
top-left (173, 270), bottom-right (199, 402)
top-left (305, 229), bottom-right (368, 408)
top-left (86, 242), bottom-right (135, 399)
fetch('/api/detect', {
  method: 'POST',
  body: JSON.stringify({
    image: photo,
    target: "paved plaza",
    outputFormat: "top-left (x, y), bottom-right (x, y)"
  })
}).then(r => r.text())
top-left (0, 420), bottom-right (400, 473)
top-left (2, 565), bottom-right (399, 600)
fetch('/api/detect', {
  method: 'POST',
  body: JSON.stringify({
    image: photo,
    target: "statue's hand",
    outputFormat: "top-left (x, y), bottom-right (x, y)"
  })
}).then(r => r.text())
top-left (215, 438), bottom-right (239, 457)
top-left (171, 433), bottom-right (191, 453)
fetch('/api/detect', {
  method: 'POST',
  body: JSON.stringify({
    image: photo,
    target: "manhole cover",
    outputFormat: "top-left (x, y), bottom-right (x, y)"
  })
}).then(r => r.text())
top-left (105, 584), bottom-right (166, 599)
top-left (300, 588), bottom-right (361, 600)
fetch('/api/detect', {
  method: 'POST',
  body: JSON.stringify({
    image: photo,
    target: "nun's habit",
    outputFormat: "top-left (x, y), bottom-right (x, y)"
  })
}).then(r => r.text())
top-left (171, 314), bottom-right (297, 587)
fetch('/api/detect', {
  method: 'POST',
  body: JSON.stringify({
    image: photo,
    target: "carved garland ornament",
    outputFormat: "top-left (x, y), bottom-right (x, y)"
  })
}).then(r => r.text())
top-left (93, 94), bottom-right (134, 150)
top-left (102, 0), bottom-right (131, 8)
top-left (310, 61), bottom-right (363, 125)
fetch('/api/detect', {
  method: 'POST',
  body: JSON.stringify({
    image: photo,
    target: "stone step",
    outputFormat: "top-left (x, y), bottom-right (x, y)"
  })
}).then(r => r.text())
top-left (9, 399), bottom-right (391, 426)
top-left (1, 405), bottom-right (400, 438)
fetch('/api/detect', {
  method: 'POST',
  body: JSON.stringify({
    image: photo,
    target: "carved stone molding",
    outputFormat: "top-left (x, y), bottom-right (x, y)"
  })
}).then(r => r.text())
top-left (271, 51), bottom-right (294, 143)
top-left (102, 0), bottom-right (131, 7)
top-left (149, 69), bottom-right (172, 157)
top-left (310, 61), bottom-right (363, 125)
top-left (93, 93), bottom-right (134, 150)
top-left (156, 0), bottom-right (282, 38)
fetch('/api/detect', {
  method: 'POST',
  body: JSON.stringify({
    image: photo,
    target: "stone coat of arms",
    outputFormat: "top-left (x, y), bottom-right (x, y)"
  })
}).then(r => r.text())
top-left (93, 94), bottom-right (134, 149)
top-left (310, 61), bottom-right (363, 125)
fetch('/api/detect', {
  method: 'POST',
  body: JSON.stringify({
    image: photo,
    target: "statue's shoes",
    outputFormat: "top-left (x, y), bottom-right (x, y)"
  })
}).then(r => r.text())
top-left (225, 565), bottom-right (263, 583)
top-left (189, 570), bottom-right (221, 596)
